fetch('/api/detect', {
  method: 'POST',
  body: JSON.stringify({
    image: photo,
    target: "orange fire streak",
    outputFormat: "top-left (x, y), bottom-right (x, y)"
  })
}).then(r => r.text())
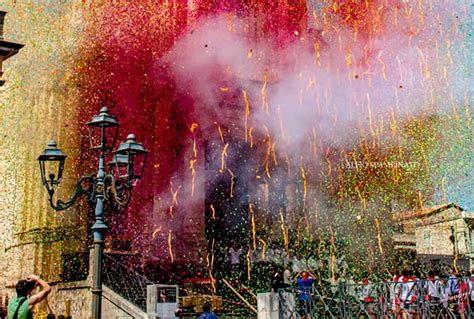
top-left (261, 72), bottom-right (269, 114)
top-left (329, 226), bottom-right (336, 282)
top-left (280, 209), bottom-right (289, 252)
top-left (248, 127), bottom-right (254, 148)
top-left (264, 137), bottom-right (272, 178)
top-left (190, 123), bottom-right (199, 157)
top-left (243, 90), bottom-right (250, 142)
top-left (249, 203), bottom-right (257, 250)
top-left (246, 249), bottom-right (251, 281)
top-left (220, 143), bottom-right (229, 173)
top-left (377, 50), bottom-right (387, 81)
top-left (168, 230), bottom-right (174, 263)
top-left (217, 125), bottom-right (224, 144)
top-left (346, 44), bottom-right (352, 67)
top-left (258, 238), bottom-right (267, 261)
top-left (189, 159), bottom-right (197, 197)
top-left (300, 161), bottom-right (307, 210)
top-left (228, 169), bottom-right (235, 198)
top-left (152, 226), bottom-right (162, 239)
top-left (314, 42), bottom-right (321, 67)
top-left (207, 238), bottom-right (216, 292)
top-left (375, 217), bottom-right (384, 256)
top-left (169, 183), bottom-right (181, 218)
top-left (418, 0), bottom-right (424, 25)
top-left (210, 204), bottom-right (216, 220)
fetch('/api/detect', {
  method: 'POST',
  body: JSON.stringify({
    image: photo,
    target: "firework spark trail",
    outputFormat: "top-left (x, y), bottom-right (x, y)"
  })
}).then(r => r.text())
top-left (219, 143), bottom-right (229, 173)
top-left (258, 238), bottom-right (267, 261)
top-left (228, 169), bottom-right (235, 198)
top-left (168, 183), bottom-right (181, 218)
top-left (152, 226), bottom-right (162, 239)
top-left (374, 217), bottom-right (384, 256)
top-left (261, 72), bottom-right (269, 114)
top-left (279, 208), bottom-right (289, 252)
top-left (189, 159), bottom-right (197, 197)
top-left (246, 249), bottom-right (251, 281)
top-left (249, 202), bottom-right (257, 250)
top-left (243, 90), bottom-right (250, 142)
top-left (207, 238), bottom-right (216, 292)
top-left (329, 226), bottom-right (336, 282)
top-left (168, 230), bottom-right (174, 263)
top-left (217, 125), bottom-right (225, 144)
top-left (210, 204), bottom-right (216, 220)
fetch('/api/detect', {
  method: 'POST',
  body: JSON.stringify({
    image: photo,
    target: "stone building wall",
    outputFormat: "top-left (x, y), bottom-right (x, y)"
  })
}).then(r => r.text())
top-left (0, 1), bottom-right (90, 315)
top-left (413, 207), bottom-right (473, 257)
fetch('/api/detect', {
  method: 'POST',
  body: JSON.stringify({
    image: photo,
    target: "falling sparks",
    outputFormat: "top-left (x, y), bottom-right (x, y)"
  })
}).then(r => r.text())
top-left (259, 239), bottom-right (267, 261)
top-left (210, 204), bottom-right (216, 220)
top-left (374, 217), bottom-right (384, 256)
top-left (280, 208), bottom-right (289, 252)
top-left (329, 226), bottom-right (336, 282)
top-left (24, 0), bottom-right (469, 291)
top-left (220, 143), bottom-right (229, 173)
top-left (168, 183), bottom-right (181, 218)
top-left (249, 202), bottom-right (257, 250)
top-left (246, 249), bottom-right (251, 280)
top-left (189, 159), bottom-right (197, 197)
top-left (261, 72), bottom-right (269, 114)
top-left (243, 89), bottom-right (250, 142)
top-left (152, 226), bottom-right (162, 239)
top-left (207, 238), bottom-right (216, 292)
top-left (228, 169), bottom-right (235, 198)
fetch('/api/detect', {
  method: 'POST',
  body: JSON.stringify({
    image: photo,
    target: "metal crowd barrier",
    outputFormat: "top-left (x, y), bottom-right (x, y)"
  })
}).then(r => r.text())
top-left (278, 277), bottom-right (474, 318)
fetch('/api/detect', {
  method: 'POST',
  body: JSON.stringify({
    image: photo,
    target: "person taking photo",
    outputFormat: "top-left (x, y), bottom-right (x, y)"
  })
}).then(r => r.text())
top-left (8, 274), bottom-right (51, 319)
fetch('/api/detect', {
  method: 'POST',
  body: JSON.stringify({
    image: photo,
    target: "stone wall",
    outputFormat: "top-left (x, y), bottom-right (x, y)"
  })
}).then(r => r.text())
top-left (0, 0), bottom-right (89, 310)
top-left (412, 207), bottom-right (472, 256)
top-left (415, 218), bottom-right (471, 256)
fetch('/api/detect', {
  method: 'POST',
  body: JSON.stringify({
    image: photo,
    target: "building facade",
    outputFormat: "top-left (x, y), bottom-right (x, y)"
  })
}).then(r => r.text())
top-left (393, 203), bottom-right (474, 271)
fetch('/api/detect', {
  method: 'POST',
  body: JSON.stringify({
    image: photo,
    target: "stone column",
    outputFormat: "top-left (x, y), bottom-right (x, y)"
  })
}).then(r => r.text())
top-left (257, 292), bottom-right (296, 319)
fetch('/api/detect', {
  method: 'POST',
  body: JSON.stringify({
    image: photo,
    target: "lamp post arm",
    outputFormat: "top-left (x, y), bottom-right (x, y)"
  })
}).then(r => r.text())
top-left (103, 174), bottom-right (132, 207)
top-left (48, 176), bottom-right (95, 211)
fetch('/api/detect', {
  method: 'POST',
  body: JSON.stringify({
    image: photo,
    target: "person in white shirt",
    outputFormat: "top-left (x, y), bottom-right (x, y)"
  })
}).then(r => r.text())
top-left (396, 269), bottom-right (417, 310)
top-left (283, 264), bottom-right (293, 287)
top-left (228, 244), bottom-right (243, 278)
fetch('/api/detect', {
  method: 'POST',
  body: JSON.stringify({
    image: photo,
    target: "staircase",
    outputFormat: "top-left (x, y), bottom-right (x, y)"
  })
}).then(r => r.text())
top-left (102, 254), bottom-right (152, 312)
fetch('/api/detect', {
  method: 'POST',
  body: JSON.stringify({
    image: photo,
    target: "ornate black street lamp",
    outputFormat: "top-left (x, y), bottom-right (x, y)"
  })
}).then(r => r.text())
top-left (38, 106), bottom-right (148, 319)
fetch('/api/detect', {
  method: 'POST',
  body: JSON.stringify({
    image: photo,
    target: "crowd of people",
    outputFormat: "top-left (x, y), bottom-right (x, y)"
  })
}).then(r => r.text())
top-left (281, 267), bottom-right (474, 318)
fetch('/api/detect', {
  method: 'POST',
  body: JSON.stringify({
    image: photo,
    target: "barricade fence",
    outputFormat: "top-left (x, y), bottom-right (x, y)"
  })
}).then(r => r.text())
top-left (278, 277), bottom-right (474, 318)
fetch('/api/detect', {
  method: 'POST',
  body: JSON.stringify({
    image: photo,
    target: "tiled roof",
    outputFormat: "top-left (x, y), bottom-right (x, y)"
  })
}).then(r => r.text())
top-left (392, 203), bottom-right (464, 221)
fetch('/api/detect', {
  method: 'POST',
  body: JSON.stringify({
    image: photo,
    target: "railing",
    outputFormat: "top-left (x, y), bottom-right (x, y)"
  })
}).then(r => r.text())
top-left (103, 254), bottom-right (154, 311)
top-left (279, 277), bottom-right (474, 318)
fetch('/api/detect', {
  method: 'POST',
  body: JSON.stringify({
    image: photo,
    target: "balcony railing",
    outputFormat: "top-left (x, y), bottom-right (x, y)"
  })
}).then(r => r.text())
top-left (279, 277), bottom-right (474, 318)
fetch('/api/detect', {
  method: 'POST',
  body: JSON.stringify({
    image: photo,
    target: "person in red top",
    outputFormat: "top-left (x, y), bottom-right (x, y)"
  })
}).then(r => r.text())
top-left (390, 269), bottom-right (402, 316)
top-left (457, 271), bottom-right (471, 319)
top-left (395, 269), bottom-right (418, 318)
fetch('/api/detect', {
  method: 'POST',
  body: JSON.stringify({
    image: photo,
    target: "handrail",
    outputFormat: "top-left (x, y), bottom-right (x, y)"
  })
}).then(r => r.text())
top-left (102, 254), bottom-right (154, 311)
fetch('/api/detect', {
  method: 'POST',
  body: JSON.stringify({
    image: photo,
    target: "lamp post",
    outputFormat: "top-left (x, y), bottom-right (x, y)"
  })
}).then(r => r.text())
top-left (38, 106), bottom-right (148, 319)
